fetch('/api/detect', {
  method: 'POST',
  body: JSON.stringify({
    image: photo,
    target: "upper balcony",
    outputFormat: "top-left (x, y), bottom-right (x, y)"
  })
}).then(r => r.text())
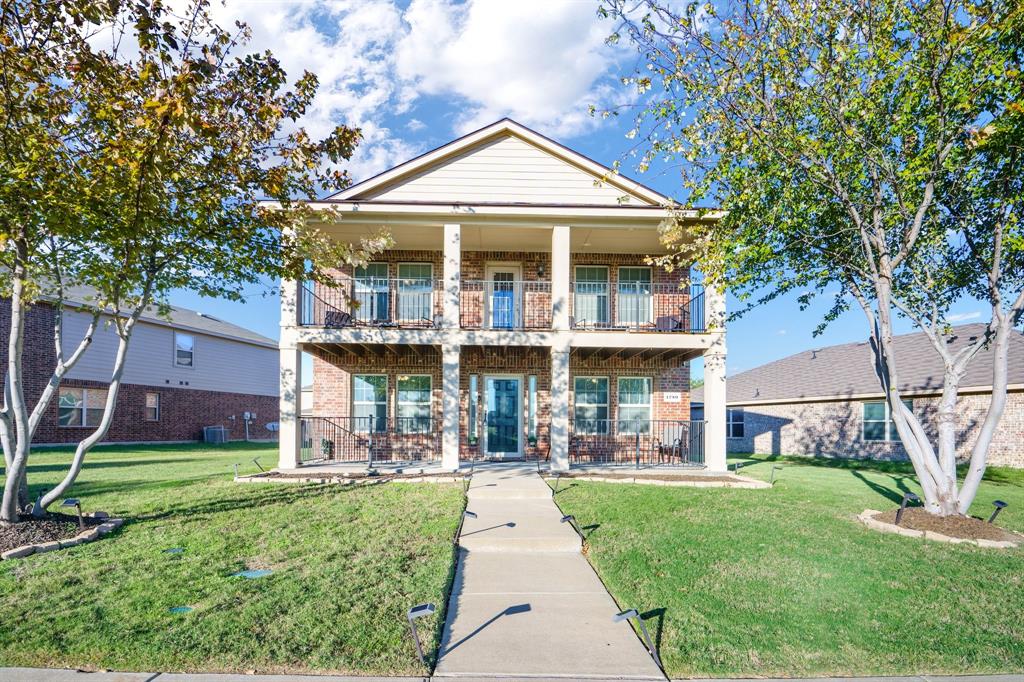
top-left (299, 277), bottom-right (706, 333)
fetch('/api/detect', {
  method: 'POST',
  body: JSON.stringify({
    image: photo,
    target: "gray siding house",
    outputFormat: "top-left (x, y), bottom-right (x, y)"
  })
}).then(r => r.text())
top-left (693, 324), bottom-right (1024, 468)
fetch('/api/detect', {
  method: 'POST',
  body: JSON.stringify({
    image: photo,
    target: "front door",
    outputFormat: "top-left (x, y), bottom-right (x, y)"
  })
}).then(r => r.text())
top-left (484, 376), bottom-right (522, 458)
top-left (485, 264), bottom-right (520, 329)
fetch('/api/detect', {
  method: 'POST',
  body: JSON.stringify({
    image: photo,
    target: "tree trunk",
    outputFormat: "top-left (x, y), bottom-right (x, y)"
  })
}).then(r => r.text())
top-left (1, 266), bottom-right (32, 524)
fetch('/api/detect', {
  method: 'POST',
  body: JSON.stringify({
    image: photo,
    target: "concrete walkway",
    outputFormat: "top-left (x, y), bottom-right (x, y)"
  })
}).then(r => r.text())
top-left (434, 463), bottom-right (665, 680)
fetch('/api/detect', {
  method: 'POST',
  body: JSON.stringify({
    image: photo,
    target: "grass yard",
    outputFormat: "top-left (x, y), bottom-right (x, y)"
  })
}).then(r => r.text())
top-left (554, 454), bottom-right (1024, 679)
top-left (0, 443), bottom-right (463, 675)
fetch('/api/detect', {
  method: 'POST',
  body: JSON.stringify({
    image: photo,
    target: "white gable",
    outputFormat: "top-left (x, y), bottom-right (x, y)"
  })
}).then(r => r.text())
top-left (352, 134), bottom-right (656, 206)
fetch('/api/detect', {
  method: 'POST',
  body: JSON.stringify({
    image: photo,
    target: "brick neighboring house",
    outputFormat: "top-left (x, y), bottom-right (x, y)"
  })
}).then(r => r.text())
top-left (2, 286), bottom-right (280, 445)
top-left (276, 118), bottom-right (729, 472)
top-left (692, 324), bottom-right (1024, 468)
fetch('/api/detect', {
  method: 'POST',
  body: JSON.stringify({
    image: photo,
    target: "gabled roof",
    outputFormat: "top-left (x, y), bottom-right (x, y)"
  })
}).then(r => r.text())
top-left (56, 284), bottom-right (277, 348)
top-left (693, 324), bottom-right (1024, 405)
top-left (328, 118), bottom-right (673, 207)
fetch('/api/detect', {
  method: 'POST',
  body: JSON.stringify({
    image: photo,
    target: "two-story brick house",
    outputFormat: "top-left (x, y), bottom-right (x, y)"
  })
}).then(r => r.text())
top-left (276, 119), bottom-right (727, 472)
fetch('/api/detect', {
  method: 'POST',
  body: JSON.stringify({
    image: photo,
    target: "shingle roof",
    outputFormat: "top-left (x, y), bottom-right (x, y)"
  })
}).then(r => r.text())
top-left (57, 284), bottom-right (277, 348)
top-left (693, 323), bottom-right (1024, 405)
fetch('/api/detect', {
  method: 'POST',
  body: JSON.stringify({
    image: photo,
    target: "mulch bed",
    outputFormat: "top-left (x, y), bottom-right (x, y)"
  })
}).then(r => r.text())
top-left (874, 508), bottom-right (1022, 543)
top-left (550, 472), bottom-right (741, 483)
top-left (0, 513), bottom-right (104, 555)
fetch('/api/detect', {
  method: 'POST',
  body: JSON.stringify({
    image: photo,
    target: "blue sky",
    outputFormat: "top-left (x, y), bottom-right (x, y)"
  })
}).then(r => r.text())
top-left (167, 0), bottom-right (987, 384)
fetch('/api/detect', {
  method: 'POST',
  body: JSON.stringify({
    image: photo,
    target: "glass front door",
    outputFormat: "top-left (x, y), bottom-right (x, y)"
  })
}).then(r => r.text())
top-left (484, 376), bottom-right (521, 457)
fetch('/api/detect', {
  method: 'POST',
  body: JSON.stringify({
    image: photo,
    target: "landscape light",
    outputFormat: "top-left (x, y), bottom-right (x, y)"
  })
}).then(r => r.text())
top-left (61, 498), bottom-right (84, 530)
top-left (407, 603), bottom-right (436, 665)
top-left (463, 510), bottom-right (478, 519)
top-left (732, 462), bottom-right (744, 473)
top-left (233, 463), bottom-right (239, 479)
top-left (613, 608), bottom-right (662, 669)
top-left (988, 500), bottom-right (1008, 524)
top-left (895, 492), bottom-right (920, 525)
top-left (769, 464), bottom-right (783, 486)
top-left (553, 473), bottom-right (562, 495)
top-left (560, 514), bottom-right (582, 538)
top-left (252, 457), bottom-right (266, 473)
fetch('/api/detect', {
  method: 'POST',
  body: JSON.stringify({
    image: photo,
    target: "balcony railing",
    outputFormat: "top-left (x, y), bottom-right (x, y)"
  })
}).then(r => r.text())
top-left (459, 279), bottom-right (552, 330)
top-left (300, 279), bottom-right (442, 328)
top-left (571, 282), bottom-right (705, 333)
top-left (300, 278), bottom-right (706, 333)
top-left (300, 416), bottom-right (441, 464)
top-left (569, 418), bottom-right (705, 466)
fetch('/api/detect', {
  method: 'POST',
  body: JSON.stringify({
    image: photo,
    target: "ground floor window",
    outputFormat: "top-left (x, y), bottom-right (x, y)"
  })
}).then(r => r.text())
top-left (353, 374), bottom-right (387, 432)
top-left (527, 375), bottom-right (538, 443)
top-left (574, 376), bottom-right (609, 434)
top-left (469, 374), bottom-right (479, 443)
top-left (145, 392), bottom-right (160, 421)
top-left (727, 408), bottom-right (744, 438)
top-left (863, 399), bottom-right (913, 442)
top-left (397, 374), bottom-right (431, 433)
top-left (58, 387), bottom-right (108, 427)
top-left (618, 377), bottom-right (652, 434)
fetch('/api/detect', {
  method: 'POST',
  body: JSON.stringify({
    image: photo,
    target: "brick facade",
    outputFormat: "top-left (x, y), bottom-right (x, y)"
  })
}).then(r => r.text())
top-left (727, 391), bottom-right (1024, 468)
top-left (2, 299), bottom-right (279, 444)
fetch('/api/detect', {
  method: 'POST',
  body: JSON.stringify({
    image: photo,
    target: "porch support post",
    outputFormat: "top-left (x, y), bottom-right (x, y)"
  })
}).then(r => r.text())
top-left (551, 225), bottom-right (571, 330)
top-left (443, 224), bottom-right (461, 329)
top-left (703, 284), bottom-right (728, 472)
top-left (278, 343), bottom-right (302, 470)
top-left (442, 343), bottom-right (461, 470)
top-left (549, 342), bottom-right (570, 471)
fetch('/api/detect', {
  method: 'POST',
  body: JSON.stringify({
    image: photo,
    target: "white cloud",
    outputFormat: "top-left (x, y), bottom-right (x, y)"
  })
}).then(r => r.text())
top-left (948, 311), bottom-right (982, 323)
top-left (777, 329), bottom-right (787, 335)
top-left (407, 118), bottom-right (427, 132)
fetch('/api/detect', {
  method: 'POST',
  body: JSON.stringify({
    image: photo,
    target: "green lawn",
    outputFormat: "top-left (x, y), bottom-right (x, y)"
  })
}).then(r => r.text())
top-left (0, 443), bottom-right (463, 675)
top-left (554, 454), bottom-right (1024, 679)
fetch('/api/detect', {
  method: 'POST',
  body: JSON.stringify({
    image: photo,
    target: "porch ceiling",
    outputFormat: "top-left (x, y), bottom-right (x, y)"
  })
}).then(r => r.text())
top-left (308, 341), bottom-right (701, 364)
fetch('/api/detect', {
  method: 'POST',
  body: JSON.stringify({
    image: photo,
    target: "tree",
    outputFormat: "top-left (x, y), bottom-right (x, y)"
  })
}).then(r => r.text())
top-left (0, 0), bottom-right (388, 523)
top-left (602, 0), bottom-right (1023, 515)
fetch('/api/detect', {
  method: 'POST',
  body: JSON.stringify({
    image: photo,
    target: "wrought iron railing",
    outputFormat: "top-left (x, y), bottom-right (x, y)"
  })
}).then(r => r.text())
top-left (569, 418), bottom-right (705, 466)
top-left (299, 279), bottom-right (442, 328)
top-left (459, 279), bottom-right (552, 330)
top-left (570, 282), bottom-right (705, 333)
top-left (299, 416), bottom-right (441, 464)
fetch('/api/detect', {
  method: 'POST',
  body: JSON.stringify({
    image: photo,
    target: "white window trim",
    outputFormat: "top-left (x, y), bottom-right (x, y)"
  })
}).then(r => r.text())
top-left (58, 386), bottom-right (108, 428)
top-left (174, 331), bottom-right (195, 369)
top-left (396, 262), bottom-right (434, 322)
top-left (862, 399), bottom-right (912, 442)
top-left (396, 374), bottom-right (432, 433)
top-left (617, 376), bottom-right (652, 433)
top-left (574, 375), bottom-right (610, 434)
top-left (616, 266), bottom-right (654, 325)
top-left (353, 373), bottom-right (387, 432)
top-left (145, 392), bottom-right (161, 422)
top-left (573, 265), bottom-right (610, 325)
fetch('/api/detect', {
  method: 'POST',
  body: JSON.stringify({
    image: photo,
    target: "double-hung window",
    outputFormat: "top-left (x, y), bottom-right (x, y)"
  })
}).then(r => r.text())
top-left (863, 399), bottom-right (913, 442)
top-left (174, 332), bottom-right (194, 367)
top-left (574, 266), bottom-right (609, 327)
top-left (397, 263), bottom-right (433, 323)
top-left (354, 263), bottom-right (389, 323)
top-left (617, 267), bottom-right (652, 326)
top-left (573, 377), bottom-right (609, 434)
top-left (727, 408), bottom-right (744, 438)
top-left (145, 392), bottom-right (160, 421)
top-left (397, 375), bottom-right (432, 433)
top-left (58, 387), bottom-right (108, 427)
top-left (618, 377), bottom-right (652, 434)
top-left (353, 375), bottom-right (387, 432)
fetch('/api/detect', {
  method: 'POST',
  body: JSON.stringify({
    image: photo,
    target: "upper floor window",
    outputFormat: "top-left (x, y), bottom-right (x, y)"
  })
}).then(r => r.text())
top-left (58, 387), bottom-right (108, 427)
top-left (397, 263), bottom-right (433, 323)
top-left (863, 399), bottom-right (913, 442)
top-left (574, 266), bottom-right (609, 326)
top-left (617, 267), bottom-right (652, 325)
top-left (354, 263), bottom-right (389, 322)
top-left (727, 408), bottom-right (744, 438)
top-left (174, 332), bottom-right (194, 367)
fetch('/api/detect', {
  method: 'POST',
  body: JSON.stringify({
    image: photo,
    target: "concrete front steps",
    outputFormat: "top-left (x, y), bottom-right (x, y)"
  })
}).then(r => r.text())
top-left (435, 463), bottom-right (665, 680)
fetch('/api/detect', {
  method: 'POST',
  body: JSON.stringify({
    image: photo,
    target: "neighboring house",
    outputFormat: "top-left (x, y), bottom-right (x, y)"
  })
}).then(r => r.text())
top-left (1, 286), bottom-right (280, 445)
top-left (277, 118), bottom-right (728, 472)
top-left (301, 384), bottom-right (314, 416)
top-left (692, 324), bottom-right (1024, 468)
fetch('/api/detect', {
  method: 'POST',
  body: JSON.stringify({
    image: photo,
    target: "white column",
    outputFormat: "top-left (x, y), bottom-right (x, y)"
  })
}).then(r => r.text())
top-left (278, 343), bottom-right (302, 470)
top-left (549, 343), bottom-right (570, 471)
top-left (442, 343), bottom-right (461, 471)
top-left (443, 223), bottom-right (461, 329)
top-left (703, 284), bottom-right (728, 472)
top-left (551, 225), bottom-right (571, 330)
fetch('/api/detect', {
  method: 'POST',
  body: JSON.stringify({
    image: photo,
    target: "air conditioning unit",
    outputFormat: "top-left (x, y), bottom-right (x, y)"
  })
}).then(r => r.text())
top-left (204, 425), bottom-right (229, 444)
